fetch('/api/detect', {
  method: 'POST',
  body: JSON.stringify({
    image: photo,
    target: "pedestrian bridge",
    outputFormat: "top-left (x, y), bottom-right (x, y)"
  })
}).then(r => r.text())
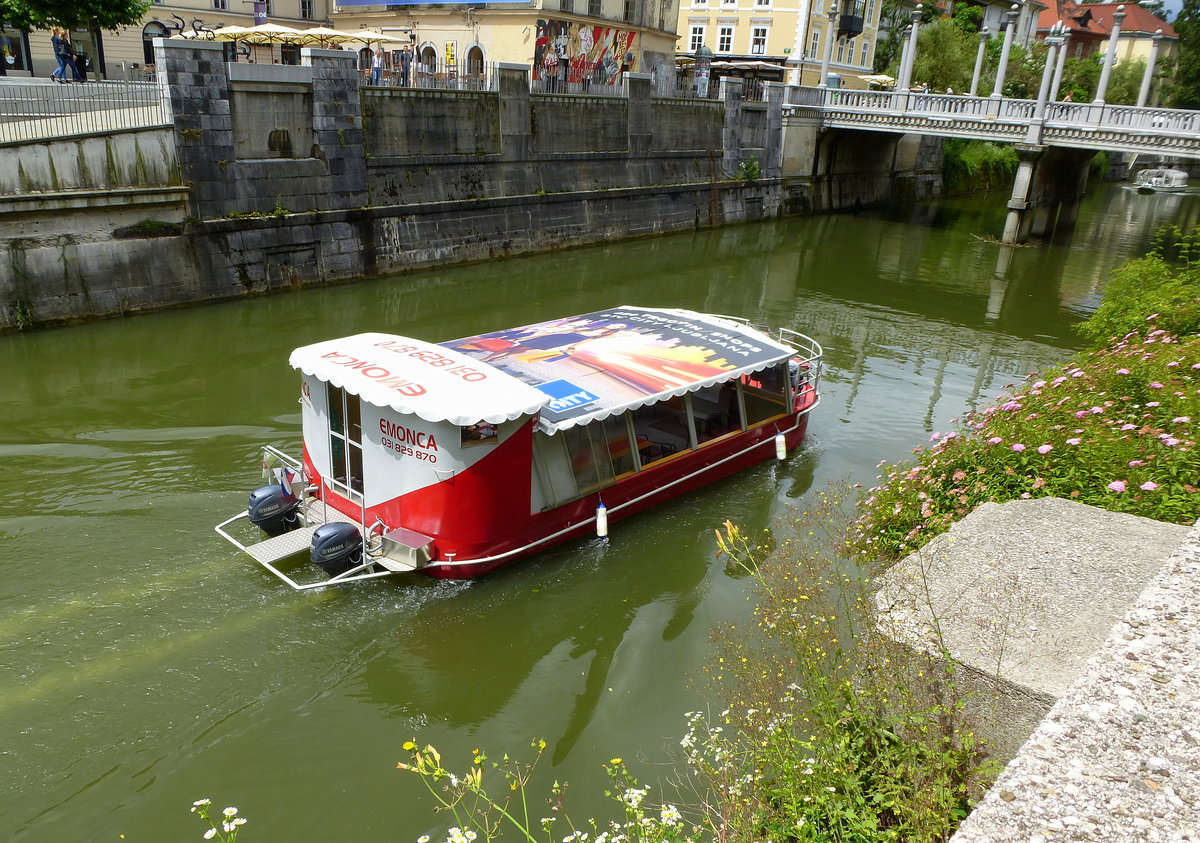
top-left (787, 87), bottom-right (1200, 160)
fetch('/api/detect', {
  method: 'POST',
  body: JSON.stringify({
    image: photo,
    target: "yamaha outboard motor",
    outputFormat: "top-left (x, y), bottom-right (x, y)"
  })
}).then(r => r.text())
top-left (310, 523), bottom-right (364, 577)
top-left (247, 485), bottom-right (301, 536)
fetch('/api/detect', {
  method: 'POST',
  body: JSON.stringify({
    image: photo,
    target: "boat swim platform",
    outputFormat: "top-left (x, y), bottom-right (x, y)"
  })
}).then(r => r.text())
top-left (239, 500), bottom-right (418, 574)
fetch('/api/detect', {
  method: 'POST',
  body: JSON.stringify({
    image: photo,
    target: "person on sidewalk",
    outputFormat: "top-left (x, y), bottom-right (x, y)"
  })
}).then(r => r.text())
top-left (50, 29), bottom-right (84, 82)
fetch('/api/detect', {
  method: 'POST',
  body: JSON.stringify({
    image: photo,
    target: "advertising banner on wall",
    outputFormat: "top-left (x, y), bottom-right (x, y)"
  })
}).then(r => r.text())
top-left (532, 19), bottom-right (637, 85)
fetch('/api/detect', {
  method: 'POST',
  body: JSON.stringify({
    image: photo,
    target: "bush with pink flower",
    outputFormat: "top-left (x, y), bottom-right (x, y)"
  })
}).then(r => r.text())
top-left (852, 258), bottom-right (1200, 562)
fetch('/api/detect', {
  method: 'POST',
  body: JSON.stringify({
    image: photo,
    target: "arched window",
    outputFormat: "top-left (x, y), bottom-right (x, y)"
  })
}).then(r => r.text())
top-left (142, 22), bottom-right (171, 67)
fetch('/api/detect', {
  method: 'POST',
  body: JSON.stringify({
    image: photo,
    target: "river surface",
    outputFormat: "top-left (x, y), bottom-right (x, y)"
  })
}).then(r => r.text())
top-left (2, 183), bottom-right (1197, 840)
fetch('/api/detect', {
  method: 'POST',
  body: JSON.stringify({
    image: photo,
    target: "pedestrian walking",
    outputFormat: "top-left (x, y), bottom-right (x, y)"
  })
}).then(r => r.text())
top-left (370, 50), bottom-right (383, 85)
top-left (51, 30), bottom-right (84, 82)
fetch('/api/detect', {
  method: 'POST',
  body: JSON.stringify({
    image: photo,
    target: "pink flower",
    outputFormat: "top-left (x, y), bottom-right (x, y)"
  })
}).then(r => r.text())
top-left (1149, 382), bottom-right (1164, 389)
top-left (1167, 361), bottom-right (1180, 368)
top-left (1115, 368), bottom-right (1130, 375)
top-left (987, 436), bottom-right (1003, 445)
top-left (1129, 460), bottom-right (1145, 467)
top-left (1172, 417), bottom-right (1191, 424)
top-left (1140, 481), bottom-right (1159, 491)
top-left (1072, 371), bottom-right (1085, 378)
top-left (1037, 444), bottom-right (1053, 454)
top-left (1066, 438), bottom-right (1082, 445)
top-left (1011, 443), bottom-right (1026, 452)
top-left (930, 432), bottom-right (942, 442)
top-left (1107, 480), bottom-right (1127, 493)
top-left (1074, 410), bottom-right (1089, 418)
top-left (1121, 424), bottom-right (1136, 431)
top-left (1090, 407), bottom-right (1104, 414)
top-left (1162, 437), bottom-right (1181, 447)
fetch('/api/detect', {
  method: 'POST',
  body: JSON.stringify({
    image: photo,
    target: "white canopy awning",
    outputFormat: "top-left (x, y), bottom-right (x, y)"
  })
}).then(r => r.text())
top-left (289, 333), bottom-right (549, 426)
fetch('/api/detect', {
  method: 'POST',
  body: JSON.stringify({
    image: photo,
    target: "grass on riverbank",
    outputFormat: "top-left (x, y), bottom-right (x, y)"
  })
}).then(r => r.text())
top-left (851, 227), bottom-right (1200, 562)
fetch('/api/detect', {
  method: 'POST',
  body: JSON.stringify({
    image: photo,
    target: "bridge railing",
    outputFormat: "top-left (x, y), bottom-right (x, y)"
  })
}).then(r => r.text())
top-left (791, 84), bottom-right (1200, 156)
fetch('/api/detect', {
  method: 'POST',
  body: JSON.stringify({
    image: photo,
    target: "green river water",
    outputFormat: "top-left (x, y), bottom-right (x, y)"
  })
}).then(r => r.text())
top-left (2, 184), bottom-right (1197, 841)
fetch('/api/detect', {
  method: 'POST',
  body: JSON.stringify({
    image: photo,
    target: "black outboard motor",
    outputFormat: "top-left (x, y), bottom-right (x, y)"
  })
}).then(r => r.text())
top-left (310, 523), bottom-right (364, 577)
top-left (247, 485), bottom-right (301, 536)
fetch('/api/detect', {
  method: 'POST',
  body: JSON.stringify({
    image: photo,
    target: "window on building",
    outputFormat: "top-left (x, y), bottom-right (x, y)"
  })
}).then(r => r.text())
top-left (721, 0), bottom-right (736, 7)
top-left (562, 0), bottom-right (575, 12)
top-left (809, 30), bottom-right (819, 58)
top-left (624, 0), bottom-right (636, 20)
top-left (695, 0), bottom-right (707, 5)
top-left (859, 38), bottom-right (869, 66)
top-left (836, 36), bottom-right (846, 63)
top-left (866, 0), bottom-right (876, 24)
top-left (589, 0), bottom-right (602, 13)
top-left (690, 24), bottom-right (706, 51)
top-left (301, 0), bottom-right (313, 18)
top-left (212, 0), bottom-right (227, 10)
top-left (756, 0), bottom-right (770, 6)
top-left (751, 25), bottom-right (768, 54)
top-left (718, 25), bottom-right (733, 52)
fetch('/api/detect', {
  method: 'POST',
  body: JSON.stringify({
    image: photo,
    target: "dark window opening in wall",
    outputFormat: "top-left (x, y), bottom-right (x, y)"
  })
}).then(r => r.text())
top-left (280, 43), bottom-right (300, 65)
top-left (624, 0), bottom-right (637, 22)
top-left (561, 0), bottom-right (574, 11)
top-left (301, 0), bottom-right (313, 17)
top-left (589, 0), bottom-right (602, 15)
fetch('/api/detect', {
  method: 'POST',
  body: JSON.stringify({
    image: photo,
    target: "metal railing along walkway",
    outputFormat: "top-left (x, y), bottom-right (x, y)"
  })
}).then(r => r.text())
top-left (0, 79), bottom-right (170, 144)
top-left (787, 86), bottom-right (1200, 159)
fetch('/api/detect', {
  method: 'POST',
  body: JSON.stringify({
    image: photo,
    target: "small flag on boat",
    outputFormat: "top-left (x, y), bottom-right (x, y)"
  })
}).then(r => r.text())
top-left (274, 466), bottom-right (297, 498)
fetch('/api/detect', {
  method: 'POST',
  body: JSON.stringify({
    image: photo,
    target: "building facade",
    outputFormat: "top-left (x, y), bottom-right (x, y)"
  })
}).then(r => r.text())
top-left (676, 0), bottom-right (884, 89)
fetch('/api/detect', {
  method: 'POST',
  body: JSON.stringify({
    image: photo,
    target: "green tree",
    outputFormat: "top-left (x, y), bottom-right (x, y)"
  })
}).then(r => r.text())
top-left (1170, 0), bottom-right (1200, 107)
top-left (0, 0), bottom-right (151, 32)
top-left (910, 19), bottom-right (976, 91)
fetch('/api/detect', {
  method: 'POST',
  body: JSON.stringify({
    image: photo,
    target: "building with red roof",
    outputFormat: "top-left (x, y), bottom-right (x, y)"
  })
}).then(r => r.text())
top-left (1037, 1), bottom-right (1177, 63)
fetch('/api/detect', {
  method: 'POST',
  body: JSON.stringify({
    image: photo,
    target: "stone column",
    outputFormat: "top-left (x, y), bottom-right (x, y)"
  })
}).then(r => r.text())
top-left (1137, 29), bottom-right (1164, 107)
top-left (722, 76), bottom-right (746, 178)
top-left (1002, 144), bottom-right (1041, 244)
top-left (1050, 31), bottom-right (1070, 101)
top-left (304, 47), bottom-right (367, 210)
top-left (1093, 4), bottom-right (1125, 105)
top-left (626, 72), bottom-right (652, 157)
top-left (991, 5), bottom-right (1020, 99)
top-left (818, 3), bottom-right (838, 89)
top-left (897, 4), bottom-right (923, 93)
top-left (154, 37), bottom-right (234, 221)
top-left (969, 27), bottom-right (989, 97)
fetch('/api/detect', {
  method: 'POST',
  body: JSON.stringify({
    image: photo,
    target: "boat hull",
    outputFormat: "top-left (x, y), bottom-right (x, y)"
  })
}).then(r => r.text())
top-left (421, 411), bottom-right (811, 578)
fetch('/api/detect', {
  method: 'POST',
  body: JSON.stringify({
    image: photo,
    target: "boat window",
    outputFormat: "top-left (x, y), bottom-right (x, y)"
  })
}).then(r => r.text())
top-left (563, 423), bottom-right (617, 493)
top-left (327, 384), bottom-right (364, 497)
top-left (630, 395), bottom-right (694, 466)
top-left (740, 363), bottom-right (789, 427)
top-left (461, 423), bottom-right (498, 447)
top-left (691, 381), bottom-right (743, 445)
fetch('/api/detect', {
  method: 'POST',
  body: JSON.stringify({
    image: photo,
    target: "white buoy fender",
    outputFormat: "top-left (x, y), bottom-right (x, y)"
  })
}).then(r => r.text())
top-left (595, 503), bottom-right (609, 537)
top-left (775, 433), bottom-right (787, 461)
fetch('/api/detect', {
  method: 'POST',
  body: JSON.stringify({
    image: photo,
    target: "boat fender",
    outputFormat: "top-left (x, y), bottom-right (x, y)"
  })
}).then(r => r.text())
top-left (775, 433), bottom-right (787, 461)
top-left (595, 502), bottom-right (608, 538)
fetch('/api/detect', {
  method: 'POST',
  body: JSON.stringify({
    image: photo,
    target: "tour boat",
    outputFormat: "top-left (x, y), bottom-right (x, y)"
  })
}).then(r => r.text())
top-left (215, 306), bottom-right (822, 588)
top-left (1134, 168), bottom-right (1188, 194)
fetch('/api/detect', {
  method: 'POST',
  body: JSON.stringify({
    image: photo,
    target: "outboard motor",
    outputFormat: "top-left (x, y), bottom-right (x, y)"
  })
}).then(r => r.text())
top-left (247, 485), bottom-right (301, 536)
top-left (310, 523), bottom-right (364, 577)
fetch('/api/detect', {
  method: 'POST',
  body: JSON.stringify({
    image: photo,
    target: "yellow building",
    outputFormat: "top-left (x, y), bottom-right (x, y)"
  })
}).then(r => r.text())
top-left (676, 0), bottom-right (884, 89)
top-left (329, 1), bottom-right (682, 85)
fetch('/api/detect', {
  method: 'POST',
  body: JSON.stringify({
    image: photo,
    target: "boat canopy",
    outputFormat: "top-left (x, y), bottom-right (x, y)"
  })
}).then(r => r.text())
top-left (289, 332), bottom-right (550, 425)
top-left (441, 306), bottom-right (799, 433)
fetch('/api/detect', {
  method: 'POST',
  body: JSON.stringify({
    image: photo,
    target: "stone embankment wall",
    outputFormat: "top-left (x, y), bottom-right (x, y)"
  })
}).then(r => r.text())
top-left (0, 39), bottom-right (933, 331)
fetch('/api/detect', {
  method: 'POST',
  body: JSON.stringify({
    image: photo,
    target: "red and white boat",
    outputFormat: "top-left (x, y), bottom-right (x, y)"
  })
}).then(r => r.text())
top-left (215, 306), bottom-right (822, 588)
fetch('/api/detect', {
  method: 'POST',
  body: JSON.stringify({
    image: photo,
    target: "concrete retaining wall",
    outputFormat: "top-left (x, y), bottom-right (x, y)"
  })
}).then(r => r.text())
top-left (0, 41), bottom-right (937, 331)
